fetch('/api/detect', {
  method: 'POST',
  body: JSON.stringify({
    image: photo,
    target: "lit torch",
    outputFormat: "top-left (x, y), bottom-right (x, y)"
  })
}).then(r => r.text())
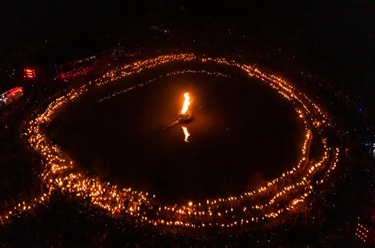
top-left (178, 93), bottom-right (192, 122)
top-left (181, 93), bottom-right (190, 114)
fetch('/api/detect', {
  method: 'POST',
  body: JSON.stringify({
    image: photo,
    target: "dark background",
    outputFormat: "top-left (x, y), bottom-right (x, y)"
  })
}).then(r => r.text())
top-left (0, 1), bottom-right (374, 247)
top-left (0, 0), bottom-right (374, 106)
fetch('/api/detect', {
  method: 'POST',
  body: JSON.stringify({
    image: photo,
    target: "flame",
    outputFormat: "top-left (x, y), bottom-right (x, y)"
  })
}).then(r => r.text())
top-left (181, 93), bottom-right (190, 114)
top-left (182, 126), bottom-right (190, 143)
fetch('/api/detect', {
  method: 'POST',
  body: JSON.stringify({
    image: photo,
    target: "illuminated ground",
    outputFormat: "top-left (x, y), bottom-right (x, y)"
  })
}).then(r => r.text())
top-left (47, 62), bottom-right (304, 203)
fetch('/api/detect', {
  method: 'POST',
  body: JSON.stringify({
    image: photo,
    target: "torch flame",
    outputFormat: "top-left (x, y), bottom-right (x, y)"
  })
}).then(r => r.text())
top-left (182, 126), bottom-right (190, 143)
top-left (181, 93), bottom-right (190, 114)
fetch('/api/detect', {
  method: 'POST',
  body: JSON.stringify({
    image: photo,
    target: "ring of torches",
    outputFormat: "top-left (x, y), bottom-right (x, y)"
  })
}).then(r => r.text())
top-left (0, 54), bottom-right (340, 230)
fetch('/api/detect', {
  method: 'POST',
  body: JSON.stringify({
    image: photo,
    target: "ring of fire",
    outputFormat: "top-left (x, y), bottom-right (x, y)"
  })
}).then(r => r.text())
top-left (20, 54), bottom-right (339, 229)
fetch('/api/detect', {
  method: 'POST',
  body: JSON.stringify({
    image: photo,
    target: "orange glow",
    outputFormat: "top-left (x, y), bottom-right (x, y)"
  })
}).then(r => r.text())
top-left (182, 126), bottom-right (190, 142)
top-left (0, 53), bottom-right (340, 230)
top-left (181, 93), bottom-right (190, 114)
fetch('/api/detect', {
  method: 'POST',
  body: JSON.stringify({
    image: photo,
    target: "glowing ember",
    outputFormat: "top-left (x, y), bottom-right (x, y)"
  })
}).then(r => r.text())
top-left (181, 93), bottom-right (190, 114)
top-left (182, 126), bottom-right (190, 142)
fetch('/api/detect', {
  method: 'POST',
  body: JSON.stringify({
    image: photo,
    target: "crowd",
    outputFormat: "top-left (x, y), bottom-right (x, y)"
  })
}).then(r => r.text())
top-left (0, 45), bottom-right (374, 246)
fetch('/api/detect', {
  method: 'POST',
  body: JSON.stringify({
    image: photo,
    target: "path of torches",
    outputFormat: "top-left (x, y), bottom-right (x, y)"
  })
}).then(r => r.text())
top-left (98, 69), bottom-right (231, 103)
top-left (0, 54), bottom-right (341, 230)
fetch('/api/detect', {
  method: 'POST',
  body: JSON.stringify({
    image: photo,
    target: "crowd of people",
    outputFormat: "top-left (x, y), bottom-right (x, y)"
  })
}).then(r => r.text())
top-left (0, 44), bottom-right (374, 247)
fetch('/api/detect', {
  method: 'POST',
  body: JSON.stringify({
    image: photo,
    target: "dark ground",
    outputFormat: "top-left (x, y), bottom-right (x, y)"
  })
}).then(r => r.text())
top-left (47, 62), bottom-right (304, 204)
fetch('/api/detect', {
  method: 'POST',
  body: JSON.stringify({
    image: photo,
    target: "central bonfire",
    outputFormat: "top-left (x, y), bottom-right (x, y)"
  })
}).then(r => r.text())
top-left (178, 93), bottom-right (192, 122)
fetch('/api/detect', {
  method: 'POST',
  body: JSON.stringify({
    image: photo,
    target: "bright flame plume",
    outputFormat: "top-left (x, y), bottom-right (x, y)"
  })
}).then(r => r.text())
top-left (181, 93), bottom-right (190, 114)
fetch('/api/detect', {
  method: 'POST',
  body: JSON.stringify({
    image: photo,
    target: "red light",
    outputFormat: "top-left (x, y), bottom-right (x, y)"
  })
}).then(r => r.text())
top-left (24, 68), bottom-right (36, 78)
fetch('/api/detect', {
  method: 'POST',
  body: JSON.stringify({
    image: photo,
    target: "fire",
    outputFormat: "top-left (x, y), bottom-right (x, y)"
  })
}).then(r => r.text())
top-left (181, 93), bottom-right (190, 114)
top-left (182, 126), bottom-right (190, 142)
top-left (10, 54), bottom-right (338, 230)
